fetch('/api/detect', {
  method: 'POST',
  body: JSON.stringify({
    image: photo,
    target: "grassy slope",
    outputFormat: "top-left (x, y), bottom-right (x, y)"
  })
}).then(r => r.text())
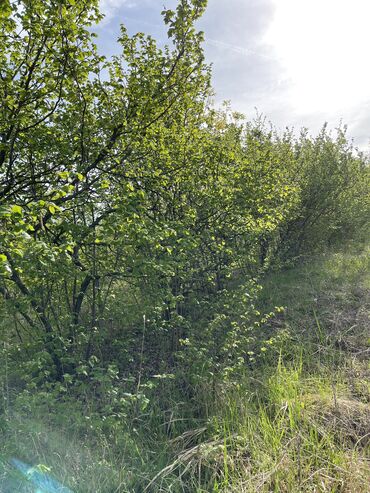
top-left (211, 245), bottom-right (370, 492)
top-left (0, 245), bottom-right (369, 492)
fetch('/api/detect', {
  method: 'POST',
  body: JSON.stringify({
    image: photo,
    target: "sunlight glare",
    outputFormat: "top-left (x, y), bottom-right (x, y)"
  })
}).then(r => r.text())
top-left (265, 0), bottom-right (370, 114)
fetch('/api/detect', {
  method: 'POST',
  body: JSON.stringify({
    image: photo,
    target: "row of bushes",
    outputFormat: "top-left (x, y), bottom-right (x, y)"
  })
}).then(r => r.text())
top-left (0, 0), bottom-right (368, 404)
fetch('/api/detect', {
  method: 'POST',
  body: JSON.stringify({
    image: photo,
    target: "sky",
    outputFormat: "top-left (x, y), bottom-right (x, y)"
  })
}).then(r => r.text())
top-left (95, 0), bottom-right (370, 151)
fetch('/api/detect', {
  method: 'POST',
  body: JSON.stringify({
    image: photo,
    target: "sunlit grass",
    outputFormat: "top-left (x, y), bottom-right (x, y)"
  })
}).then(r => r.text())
top-left (1, 243), bottom-right (369, 492)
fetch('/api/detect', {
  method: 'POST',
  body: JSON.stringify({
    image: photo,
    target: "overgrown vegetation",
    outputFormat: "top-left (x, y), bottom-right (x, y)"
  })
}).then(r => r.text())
top-left (0, 1), bottom-right (369, 491)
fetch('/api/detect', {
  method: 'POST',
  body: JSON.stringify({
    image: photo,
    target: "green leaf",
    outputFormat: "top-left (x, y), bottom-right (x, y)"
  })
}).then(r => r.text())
top-left (57, 171), bottom-right (69, 180)
top-left (11, 205), bottom-right (22, 215)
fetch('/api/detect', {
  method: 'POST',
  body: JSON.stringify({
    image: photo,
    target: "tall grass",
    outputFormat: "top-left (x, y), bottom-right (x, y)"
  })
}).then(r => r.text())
top-left (1, 244), bottom-right (369, 492)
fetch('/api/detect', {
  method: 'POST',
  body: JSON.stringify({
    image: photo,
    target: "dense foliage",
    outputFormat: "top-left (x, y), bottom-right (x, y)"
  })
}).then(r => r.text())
top-left (0, 1), bottom-right (369, 490)
top-left (1, 0), bottom-right (369, 385)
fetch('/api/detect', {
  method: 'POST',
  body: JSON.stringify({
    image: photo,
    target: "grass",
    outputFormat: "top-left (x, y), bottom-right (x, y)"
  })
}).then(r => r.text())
top-left (207, 244), bottom-right (370, 492)
top-left (0, 244), bottom-right (369, 492)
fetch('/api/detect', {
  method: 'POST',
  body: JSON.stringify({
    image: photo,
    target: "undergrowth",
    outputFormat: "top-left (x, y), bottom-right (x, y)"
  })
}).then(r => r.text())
top-left (1, 244), bottom-right (369, 492)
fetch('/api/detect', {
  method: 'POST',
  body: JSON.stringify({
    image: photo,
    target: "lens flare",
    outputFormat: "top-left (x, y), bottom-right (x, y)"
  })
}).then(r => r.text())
top-left (9, 458), bottom-right (74, 493)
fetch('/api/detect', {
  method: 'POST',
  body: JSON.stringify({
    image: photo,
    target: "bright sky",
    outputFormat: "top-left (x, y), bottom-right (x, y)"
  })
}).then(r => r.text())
top-left (96, 0), bottom-right (370, 150)
top-left (266, 0), bottom-right (370, 114)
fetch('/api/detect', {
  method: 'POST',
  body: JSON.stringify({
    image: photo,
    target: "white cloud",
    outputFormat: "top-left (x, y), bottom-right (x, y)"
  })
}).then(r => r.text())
top-left (206, 38), bottom-right (275, 61)
top-left (100, 0), bottom-right (137, 23)
top-left (265, 0), bottom-right (370, 115)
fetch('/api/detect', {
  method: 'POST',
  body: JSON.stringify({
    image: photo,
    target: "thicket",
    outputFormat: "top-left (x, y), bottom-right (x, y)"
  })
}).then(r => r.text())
top-left (0, 1), bottom-right (369, 491)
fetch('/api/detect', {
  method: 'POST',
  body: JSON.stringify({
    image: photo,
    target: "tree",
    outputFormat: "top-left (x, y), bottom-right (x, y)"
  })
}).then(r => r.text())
top-left (0, 0), bottom-right (210, 379)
